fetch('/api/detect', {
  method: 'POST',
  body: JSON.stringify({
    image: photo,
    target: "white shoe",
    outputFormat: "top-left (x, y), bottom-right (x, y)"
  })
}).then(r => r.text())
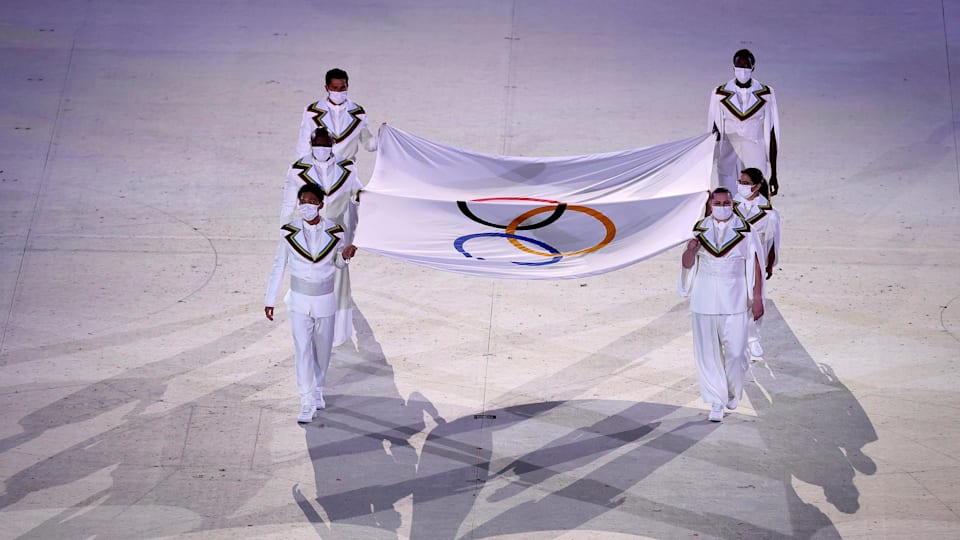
top-left (749, 341), bottom-right (764, 357)
top-left (708, 403), bottom-right (724, 422)
top-left (297, 404), bottom-right (316, 423)
top-left (314, 387), bottom-right (325, 409)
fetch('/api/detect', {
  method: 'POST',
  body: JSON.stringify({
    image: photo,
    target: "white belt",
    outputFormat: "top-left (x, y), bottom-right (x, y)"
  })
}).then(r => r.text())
top-left (290, 276), bottom-right (334, 296)
top-left (699, 258), bottom-right (744, 278)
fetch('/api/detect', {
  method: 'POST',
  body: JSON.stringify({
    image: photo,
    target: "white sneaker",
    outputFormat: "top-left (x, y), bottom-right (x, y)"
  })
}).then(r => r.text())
top-left (708, 403), bottom-right (724, 422)
top-left (749, 341), bottom-right (764, 357)
top-left (297, 404), bottom-right (316, 423)
top-left (314, 387), bottom-right (325, 409)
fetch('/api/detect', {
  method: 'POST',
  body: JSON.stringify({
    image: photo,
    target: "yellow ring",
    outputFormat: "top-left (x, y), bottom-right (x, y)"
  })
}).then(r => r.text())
top-left (505, 205), bottom-right (616, 257)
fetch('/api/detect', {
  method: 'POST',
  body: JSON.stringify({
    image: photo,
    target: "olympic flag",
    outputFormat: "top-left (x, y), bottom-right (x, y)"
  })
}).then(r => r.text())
top-left (353, 125), bottom-right (713, 279)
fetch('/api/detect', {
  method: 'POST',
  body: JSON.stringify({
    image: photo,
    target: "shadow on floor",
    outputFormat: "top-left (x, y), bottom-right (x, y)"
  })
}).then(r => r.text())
top-left (0, 298), bottom-right (875, 539)
top-left (298, 300), bottom-right (876, 539)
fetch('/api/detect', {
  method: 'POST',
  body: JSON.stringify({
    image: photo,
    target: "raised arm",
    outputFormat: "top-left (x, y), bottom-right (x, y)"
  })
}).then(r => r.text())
top-left (679, 238), bottom-right (701, 297)
top-left (359, 122), bottom-right (378, 152)
top-left (334, 243), bottom-right (357, 269)
top-left (707, 91), bottom-right (721, 141)
top-left (295, 106), bottom-right (314, 159)
top-left (279, 166), bottom-right (301, 225)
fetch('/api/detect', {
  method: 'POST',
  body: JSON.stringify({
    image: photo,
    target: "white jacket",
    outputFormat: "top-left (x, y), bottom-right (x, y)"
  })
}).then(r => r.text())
top-left (707, 79), bottom-right (780, 152)
top-left (295, 98), bottom-right (377, 160)
top-left (279, 153), bottom-right (362, 239)
top-left (734, 194), bottom-right (781, 269)
top-left (679, 214), bottom-right (763, 315)
top-left (265, 218), bottom-right (348, 317)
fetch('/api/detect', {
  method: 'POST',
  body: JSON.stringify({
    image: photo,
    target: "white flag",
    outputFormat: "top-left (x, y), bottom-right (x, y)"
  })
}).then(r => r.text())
top-left (354, 125), bottom-right (713, 280)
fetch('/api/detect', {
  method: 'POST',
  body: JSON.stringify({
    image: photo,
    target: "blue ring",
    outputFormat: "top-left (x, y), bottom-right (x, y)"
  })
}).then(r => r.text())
top-left (454, 233), bottom-right (562, 266)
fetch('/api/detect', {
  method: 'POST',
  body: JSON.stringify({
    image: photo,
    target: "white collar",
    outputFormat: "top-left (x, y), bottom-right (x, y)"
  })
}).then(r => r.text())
top-left (313, 153), bottom-right (336, 167)
top-left (736, 193), bottom-right (768, 206)
top-left (725, 78), bottom-right (761, 92)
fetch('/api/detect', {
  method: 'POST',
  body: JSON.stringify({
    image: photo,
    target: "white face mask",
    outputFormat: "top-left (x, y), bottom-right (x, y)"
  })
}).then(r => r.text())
top-left (737, 184), bottom-right (757, 198)
top-left (328, 90), bottom-right (348, 105)
top-left (734, 67), bottom-right (753, 84)
top-left (299, 203), bottom-right (320, 221)
top-left (712, 205), bottom-right (734, 221)
top-left (312, 146), bottom-right (332, 162)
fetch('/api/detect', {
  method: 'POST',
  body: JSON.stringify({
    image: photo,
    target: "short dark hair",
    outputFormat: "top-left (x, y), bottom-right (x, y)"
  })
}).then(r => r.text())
top-left (710, 187), bottom-right (732, 200)
top-left (733, 49), bottom-right (755, 68)
top-left (325, 68), bottom-right (349, 86)
top-left (311, 127), bottom-right (331, 144)
top-left (297, 183), bottom-right (325, 203)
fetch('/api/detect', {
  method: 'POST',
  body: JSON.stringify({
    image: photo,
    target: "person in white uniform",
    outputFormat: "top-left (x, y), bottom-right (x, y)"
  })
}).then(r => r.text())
top-left (295, 68), bottom-right (378, 161)
top-left (265, 183), bottom-right (358, 423)
top-left (708, 49), bottom-right (781, 196)
top-left (282, 127), bottom-right (363, 346)
top-left (734, 167), bottom-right (781, 358)
top-left (680, 188), bottom-right (765, 422)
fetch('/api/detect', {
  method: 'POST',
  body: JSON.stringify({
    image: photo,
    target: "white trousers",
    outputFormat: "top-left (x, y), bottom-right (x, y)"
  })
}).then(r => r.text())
top-left (289, 310), bottom-right (335, 406)
top-left (749, 315), bottom-right (763, 345)
top-left (715, 135), bottom-right (767, 191)
top-left (692, 311), bottom-right (750, 407)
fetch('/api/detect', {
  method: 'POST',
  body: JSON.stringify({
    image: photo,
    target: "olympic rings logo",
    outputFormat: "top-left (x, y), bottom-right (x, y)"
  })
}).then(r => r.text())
top-left (454, 197), bottom-right (616, 266)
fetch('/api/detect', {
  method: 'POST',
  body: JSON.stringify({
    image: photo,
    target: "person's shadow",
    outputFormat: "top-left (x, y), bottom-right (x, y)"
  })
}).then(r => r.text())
top-left (0, 312), bottom-right (303, 538)
top-left (0, 313), bottom-right (276, 512)
top-left (409, 399), bottom-right (722, 539)
top-left (297, 300), bottom-right (877, 540)
top-left (295, 309), bottom-right (444, 538)
top-left (742, 300), bottom-right (878, 533)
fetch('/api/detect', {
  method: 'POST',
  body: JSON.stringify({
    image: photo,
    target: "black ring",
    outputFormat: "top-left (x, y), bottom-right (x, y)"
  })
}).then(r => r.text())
top-left (457, 201), bottom-right (567, 231)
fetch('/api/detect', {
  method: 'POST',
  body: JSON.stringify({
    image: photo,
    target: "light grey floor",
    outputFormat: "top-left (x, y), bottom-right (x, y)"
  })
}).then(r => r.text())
top-left (1, 1), bottom-right (959, 538)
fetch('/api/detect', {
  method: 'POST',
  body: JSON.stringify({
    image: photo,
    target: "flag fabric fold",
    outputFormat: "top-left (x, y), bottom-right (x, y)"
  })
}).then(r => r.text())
top-left (354, 125), bottom-right (713, 280)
